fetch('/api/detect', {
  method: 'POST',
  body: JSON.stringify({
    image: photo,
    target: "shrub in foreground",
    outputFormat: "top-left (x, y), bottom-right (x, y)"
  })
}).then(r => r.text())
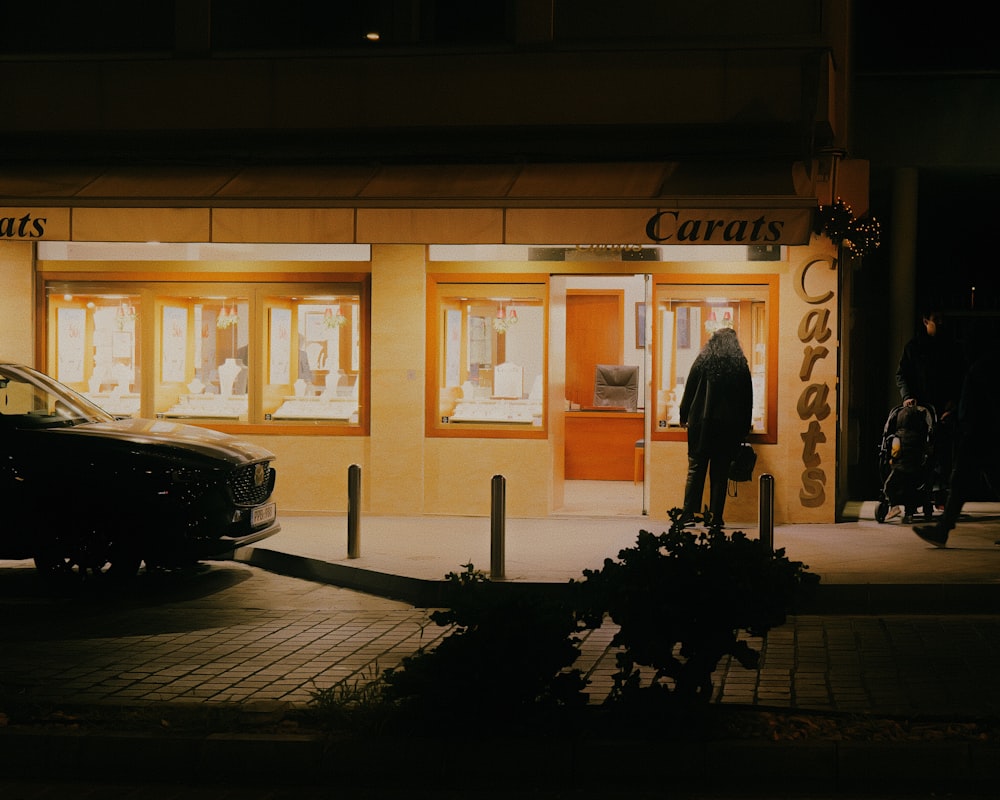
top-left (577, 509), bottom-right (820, 729)
top-left (309, 513), bottom-right (819, 738)
top-left (378, 563), bottom-right (589, 733)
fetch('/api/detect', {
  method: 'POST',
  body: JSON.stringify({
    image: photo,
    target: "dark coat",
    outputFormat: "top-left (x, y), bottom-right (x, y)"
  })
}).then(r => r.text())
top-left (955, 351), bottom-right (1000, 451)
top-left (679, 353), bottom-right (753, 455)
top-left (895, 331), bottom-right (967, 415)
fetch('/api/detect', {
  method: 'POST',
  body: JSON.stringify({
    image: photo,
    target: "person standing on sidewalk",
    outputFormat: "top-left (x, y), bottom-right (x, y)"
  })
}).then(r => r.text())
top-left (895, 308), bottom-right (967, 507)
top-left (913, 345), bottom-right (1000, 547)
top-left (678, 326), bottom-right (753, 527)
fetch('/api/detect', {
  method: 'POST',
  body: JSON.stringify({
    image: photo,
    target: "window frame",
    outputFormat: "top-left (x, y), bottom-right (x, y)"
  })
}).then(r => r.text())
top-left (40, 273), bottom-right (371, 436)
top-left (650, 273), bottom-right (779, 445)
top-left (426, 273), bottom-right (549, 439)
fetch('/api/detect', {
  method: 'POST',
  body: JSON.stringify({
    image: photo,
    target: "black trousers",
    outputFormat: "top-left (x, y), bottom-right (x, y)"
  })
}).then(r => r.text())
top-left (682, 439), bottom-right (739, 524)
top-left (932, 413), bottom-right (957, 504)
top-left (938, 434), bottom-right (1000, 531)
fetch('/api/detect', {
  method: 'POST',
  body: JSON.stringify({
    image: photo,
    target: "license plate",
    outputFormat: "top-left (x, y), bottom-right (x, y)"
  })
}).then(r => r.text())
top-left (251, 502), bottom-right (276, 527)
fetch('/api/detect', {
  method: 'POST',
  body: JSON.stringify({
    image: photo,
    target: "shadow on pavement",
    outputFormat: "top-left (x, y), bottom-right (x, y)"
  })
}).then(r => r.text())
top-left (0, 560), bottom-right (259, 639)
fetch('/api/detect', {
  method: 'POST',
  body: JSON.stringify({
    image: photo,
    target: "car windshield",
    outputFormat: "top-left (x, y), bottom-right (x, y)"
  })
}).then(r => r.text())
top-left (0, 364), bottom-right (116, 429)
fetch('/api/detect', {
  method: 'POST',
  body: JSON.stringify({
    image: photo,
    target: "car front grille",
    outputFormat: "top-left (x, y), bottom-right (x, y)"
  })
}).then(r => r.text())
top-left (229, 461), bottom-right (274, 506)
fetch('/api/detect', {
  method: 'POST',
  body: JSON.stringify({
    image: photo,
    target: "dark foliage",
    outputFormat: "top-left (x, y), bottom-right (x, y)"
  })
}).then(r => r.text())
top-left (345, 513), bottom-right (818, 738)
top-left (577, 509), bottom-right (819, 728)
top-left (380, 564), bottom-right (589, 733)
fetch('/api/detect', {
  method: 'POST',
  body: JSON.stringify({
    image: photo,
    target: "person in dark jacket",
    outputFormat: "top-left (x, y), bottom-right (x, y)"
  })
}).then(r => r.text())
top-left (912, 347), bottom-right (1000, 547)
top-left (895, 308), bottom-right (967, 505)
top-left (678, 326), bottom-right (753, 527)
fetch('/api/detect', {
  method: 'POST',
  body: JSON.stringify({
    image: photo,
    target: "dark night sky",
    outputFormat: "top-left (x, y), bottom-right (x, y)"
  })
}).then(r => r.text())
top-left (853, 3), bottom-right (999, 73)
top-left (852, 2), bottom-right (1000, 313)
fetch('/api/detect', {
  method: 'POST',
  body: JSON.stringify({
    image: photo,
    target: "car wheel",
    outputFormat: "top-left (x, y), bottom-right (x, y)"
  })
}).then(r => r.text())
top-left (34, 536), bottom-right (142, 583)
top-left (33, 551), bottom-right (83, 582)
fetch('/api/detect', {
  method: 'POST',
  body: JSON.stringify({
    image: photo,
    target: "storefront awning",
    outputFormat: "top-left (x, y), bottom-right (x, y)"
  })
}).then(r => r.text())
top-left (0, 160), bottom-right (820, 208)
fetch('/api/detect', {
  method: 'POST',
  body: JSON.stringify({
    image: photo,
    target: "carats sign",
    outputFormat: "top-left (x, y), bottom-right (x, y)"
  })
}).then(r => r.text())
top-left (1, 211), bottom-right (47, 239)
top-left (646, 208), bottom-right (814, 245)
top-left (796, 256), bottom-right (836, 508)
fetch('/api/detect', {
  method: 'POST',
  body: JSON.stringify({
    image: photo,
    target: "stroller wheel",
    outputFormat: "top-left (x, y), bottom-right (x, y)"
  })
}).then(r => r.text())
top-left (875, 500), bottom-right (889, 523)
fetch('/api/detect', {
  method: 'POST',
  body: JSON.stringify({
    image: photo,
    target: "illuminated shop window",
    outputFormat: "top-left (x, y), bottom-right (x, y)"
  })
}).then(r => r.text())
top-left (427, 277), bottom-right (548, 437)
top-left (261, 293), bottom-right (363, 424)
top-left (156, 294), bottom-right (251, 421)
top-left (45, 290), bottom-right (142, 419)
top-left (652, 277), bottom-right (778, 444)
top-left (44, 280), bottom-right (368, 431)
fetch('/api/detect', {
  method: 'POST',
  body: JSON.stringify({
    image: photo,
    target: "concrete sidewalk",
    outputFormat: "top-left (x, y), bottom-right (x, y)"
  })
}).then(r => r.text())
top-left (237, 500), bottom-right (1000, 611)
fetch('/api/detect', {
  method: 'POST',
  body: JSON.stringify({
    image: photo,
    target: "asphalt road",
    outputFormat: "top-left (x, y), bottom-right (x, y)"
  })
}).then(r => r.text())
top-left (0, 784), bottom-right (994, 800)
top-left (2, 783), bottom-right (992, 800)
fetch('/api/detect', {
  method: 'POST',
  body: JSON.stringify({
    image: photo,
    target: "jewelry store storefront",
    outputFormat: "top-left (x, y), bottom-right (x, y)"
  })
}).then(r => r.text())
top-left (0, 161), bottom-right (853, 524)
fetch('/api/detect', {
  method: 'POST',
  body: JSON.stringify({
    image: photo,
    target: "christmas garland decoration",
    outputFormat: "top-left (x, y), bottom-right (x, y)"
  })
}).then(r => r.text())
top-left (814, 198), bottom-right (881, 257)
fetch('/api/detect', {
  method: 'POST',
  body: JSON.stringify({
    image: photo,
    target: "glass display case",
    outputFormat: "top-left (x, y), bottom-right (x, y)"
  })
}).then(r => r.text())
top-left (428, 277), bottom-right (547, 435)
top-left (266, 296), bottom-right (362, 422)
top-left (45, 290), bottom-right (142, 417)
top-left (45, 279), bottom-right (367, 430)
top-left (159, 297), bottom-right (250, 420)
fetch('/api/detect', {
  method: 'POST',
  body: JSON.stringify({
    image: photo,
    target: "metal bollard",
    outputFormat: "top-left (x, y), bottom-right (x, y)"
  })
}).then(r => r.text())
top-left (347, 463), bottom-right (361, 559)
top-left (758, 473), bottom-right (775, 554)
top-left (490, 474), bottom-right (506, 580)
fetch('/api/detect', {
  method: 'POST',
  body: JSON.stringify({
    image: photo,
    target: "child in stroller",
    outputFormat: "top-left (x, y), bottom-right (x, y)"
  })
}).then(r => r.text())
top-left (875, 403), bottom-right (937, 524)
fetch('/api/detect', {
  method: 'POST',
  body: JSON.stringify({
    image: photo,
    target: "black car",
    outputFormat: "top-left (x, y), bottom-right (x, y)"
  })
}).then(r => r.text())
top-left (1, 362), bottom-right (280, 579)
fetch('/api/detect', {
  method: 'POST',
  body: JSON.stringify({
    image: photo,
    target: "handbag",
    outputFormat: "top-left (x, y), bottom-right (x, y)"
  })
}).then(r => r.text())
top-left (729, 442), bottom-right (757, 482)
top-left (727, 442), bottom-right (757, 498)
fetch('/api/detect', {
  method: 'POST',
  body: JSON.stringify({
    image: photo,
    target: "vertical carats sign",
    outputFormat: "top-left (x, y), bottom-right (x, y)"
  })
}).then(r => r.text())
top-left (795, 256), bottom-right (837, 508)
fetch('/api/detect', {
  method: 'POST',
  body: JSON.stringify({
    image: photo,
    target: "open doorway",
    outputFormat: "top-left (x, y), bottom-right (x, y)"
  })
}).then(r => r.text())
top-left (557, 274), bottom-right (649, 516)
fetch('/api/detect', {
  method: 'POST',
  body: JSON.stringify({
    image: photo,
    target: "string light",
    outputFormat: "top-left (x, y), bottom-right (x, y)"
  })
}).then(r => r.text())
top-left (815, 197), bottom-right (881, 257)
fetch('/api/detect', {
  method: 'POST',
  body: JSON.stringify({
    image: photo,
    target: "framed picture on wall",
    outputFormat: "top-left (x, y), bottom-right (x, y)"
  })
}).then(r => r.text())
top-left (677, 306), bottom-right (690, 349)
top-left (161, 305), bottom-right (187, 383)
top-left (305, 312), bottom-right (326, 343)
top-left (635, 302), bottom-right (646, 348)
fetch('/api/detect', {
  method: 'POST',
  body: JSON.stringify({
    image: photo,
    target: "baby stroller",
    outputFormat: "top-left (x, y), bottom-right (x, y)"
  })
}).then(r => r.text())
top-left (874, 403), bottom-right (937, 524)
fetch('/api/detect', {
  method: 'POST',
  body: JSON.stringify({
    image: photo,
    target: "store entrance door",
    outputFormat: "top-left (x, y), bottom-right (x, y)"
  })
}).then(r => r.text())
top-left (557, 274), bottom-right (649, 516)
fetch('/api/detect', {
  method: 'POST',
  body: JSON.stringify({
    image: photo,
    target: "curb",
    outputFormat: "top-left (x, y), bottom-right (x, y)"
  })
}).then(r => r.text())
top-left (237, 547), bottom-right (450, 606)
top-left (1, 727), bottom-right (998, 793)
top-left (238, 546), bottom-right (1000, 613)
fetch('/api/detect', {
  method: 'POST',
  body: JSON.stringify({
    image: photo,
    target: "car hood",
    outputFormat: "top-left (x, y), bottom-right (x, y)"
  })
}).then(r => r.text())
top-left (52, 418), bottom-right (276, 465)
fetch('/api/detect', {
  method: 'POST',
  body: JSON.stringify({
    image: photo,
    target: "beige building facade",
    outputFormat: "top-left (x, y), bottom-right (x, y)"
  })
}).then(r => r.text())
top-left (1, 156), bottom-right (859, 524)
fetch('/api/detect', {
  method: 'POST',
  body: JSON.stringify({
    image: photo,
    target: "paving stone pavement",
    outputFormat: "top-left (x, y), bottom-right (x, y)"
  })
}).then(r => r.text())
top-left (2, 559), bottom-right (999, 719)
top-left (0, 561), bottom-right (444, 709)
top-left (4, 548), bottom-right (1000, 797)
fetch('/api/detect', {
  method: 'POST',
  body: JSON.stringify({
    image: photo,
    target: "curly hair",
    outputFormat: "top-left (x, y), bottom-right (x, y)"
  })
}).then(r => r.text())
top-left (696, 327), bottom-right (749, 379)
